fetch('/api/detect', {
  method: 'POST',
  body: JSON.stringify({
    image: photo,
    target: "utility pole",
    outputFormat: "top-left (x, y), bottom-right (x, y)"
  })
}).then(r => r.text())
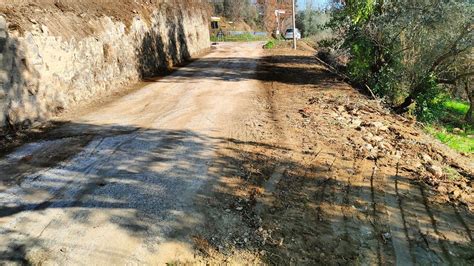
top-left (292, 0), bottom-right (296, 50)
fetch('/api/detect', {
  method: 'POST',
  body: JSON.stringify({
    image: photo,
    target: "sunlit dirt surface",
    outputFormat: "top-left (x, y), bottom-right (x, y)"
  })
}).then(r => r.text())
top-left (0, 43), bottom-right (473, 264)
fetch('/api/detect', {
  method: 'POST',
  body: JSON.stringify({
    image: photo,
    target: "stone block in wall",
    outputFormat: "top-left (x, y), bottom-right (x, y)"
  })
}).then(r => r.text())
top-left (0, 15), bottom-right (6, 53)
top-left (0, 70), bottom-right (6, 85)
top-left (0, 32), bottom-right (5, 53)
top-left (0, 14), bottom-right (6, 128)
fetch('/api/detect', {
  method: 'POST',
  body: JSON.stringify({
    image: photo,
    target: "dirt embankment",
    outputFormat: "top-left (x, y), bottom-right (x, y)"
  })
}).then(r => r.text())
top-left (0, 0), bottom-right (209, 37)
top-left (216, 19), bottom-right (253, 32)
top-left (195, 47), bottom-right (473, 264)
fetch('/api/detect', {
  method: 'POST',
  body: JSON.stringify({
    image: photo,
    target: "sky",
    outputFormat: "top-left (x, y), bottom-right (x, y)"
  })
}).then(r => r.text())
top-left (297, 0), bottom-right (331, 10)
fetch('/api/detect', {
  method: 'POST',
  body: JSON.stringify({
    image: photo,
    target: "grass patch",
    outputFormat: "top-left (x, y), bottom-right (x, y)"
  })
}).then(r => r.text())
top-left (425, 99), bottom-right (473, 154)
top-left (263, 39), bottom-right (313, 50)
top-left (443, 166), bottom-right (463, 181)
top-left (444, 100), bottom-right (469, 117)
top-left (210, 32), bottom-right (268, 42)
top-left (263, 39), bottom-right (277, 49)
top-left (425, 125), bottom-right (474, 154)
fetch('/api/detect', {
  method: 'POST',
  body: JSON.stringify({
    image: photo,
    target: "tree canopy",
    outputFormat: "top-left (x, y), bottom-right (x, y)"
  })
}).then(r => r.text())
top-left (324, 0), bottom-right (473, 123)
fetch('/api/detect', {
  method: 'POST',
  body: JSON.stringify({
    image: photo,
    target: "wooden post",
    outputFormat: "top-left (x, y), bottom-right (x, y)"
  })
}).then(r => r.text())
top-left (292, 0), bottom-right (296, 50)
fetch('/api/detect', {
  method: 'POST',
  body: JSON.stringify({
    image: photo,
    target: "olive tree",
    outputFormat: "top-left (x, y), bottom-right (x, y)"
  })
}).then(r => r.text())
top-left (325, 0), bottom-right (473, 121)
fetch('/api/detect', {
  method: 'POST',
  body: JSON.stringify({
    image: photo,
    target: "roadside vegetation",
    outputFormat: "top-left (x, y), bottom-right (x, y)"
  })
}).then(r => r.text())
top-left (315, 0), bottom-right (473, 154)
top-left (210, 32), bottom-right (268, 42)
top-left (262, 39), bottom-right (277, 49)
top-left (209, 0), bottom-right (261, 29)
top-left (425, 99), bottom-right (473, 153)
top-left (296, 7), bottom-right (332, 46)
top-left (209, 1), bottom-right (268, 43)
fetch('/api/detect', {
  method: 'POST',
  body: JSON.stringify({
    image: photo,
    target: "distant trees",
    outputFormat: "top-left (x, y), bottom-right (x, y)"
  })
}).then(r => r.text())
top-left (296, 9), bottom-right (330, 37)
top-left (210, 0), bottom-right (259, 28)
top-left (323, 0), bottom-right (474, 122)
top-left (210, 0), bottom-right (295, 32)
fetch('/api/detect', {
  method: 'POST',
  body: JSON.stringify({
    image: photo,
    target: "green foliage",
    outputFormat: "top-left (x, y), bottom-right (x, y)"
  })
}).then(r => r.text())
top-left (324, 0), bottom-right (473, 124)
top-left (322, 0), bottom-right (474, 154)
top-left (444, 100), bottom-right (470, 116)
top-left (426, 125), bottom-right (474, 154)
top-left (210, 32), bottom-right (268, 42)
top-left (371, 64), bottom-right (404, 101)
top-left (296, 10), bottom-right (331, 38)
top-left (345, 0), bottom-right (376, 24)
top-left (424, 98), bottom-right (473, 153)
top-left (346, 36), bottom-right (375, 82)
top-left (414, 76), bottom-right (446, 122)
top-left (263, 40), bottom-right (277, 49)
top-left (211, 0), bottom-right (260, 28)
top-left (440, 99), bottom-right (471, 130)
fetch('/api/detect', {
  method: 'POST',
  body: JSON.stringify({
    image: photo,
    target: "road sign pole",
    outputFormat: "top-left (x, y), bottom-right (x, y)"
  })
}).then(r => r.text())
top-left (292, 0), bottom-right (297, 50)
top-left (277, 12), bottom-right (280, 35)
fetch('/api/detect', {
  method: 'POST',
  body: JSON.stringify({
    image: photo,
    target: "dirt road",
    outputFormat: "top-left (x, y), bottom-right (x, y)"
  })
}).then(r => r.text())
top-left (1, 42), bottom-right (473, 265)
top-left (0, 42), bottom-right (267, 264)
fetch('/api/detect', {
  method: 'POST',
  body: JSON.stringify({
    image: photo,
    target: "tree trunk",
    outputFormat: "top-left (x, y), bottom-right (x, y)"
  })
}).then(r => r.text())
top-left (394, 83), bottom-right (424, 114)
top-left (464, 80), bottom-right (473, 126)
top-left (394, 95), bottom-right (415, 114)
top-left (467, 101), bottom-right (473, 125)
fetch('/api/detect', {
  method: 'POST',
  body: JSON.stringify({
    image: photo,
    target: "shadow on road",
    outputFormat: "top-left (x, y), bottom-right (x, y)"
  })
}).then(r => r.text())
top-left (0, 120), bottom-right (287, 262)
top-left (0, 50), bottom-right (472, 264)
top-left (1, 120), bottom-right (472, 264)
top-left (152, 55), bottom-right (342, 88)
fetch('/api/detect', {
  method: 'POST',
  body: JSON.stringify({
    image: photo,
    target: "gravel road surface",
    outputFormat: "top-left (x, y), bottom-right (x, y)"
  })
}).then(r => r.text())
top-left (0, 42), bottom-right (264, 264)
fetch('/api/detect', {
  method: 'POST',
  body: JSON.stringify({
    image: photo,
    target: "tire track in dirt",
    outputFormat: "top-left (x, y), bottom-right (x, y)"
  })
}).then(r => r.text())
top-left (418, 184), bottom-right (454, 264)
top-left (389, 163), bottom-right (472, 264)
top-left (417, 183), bottom-right (473, 263)
top-left (351, 158), bottom-right (384, 265)
top-left (452, 204), bottom-right (473, 242)
top-left (341, 154), bottom-right (378, 264)
top-left (186, 45), bottom-right (474, 264)
top-left (369, 164), bottom-right (386, 264)
top-left (318, 150), bottom-right (359, 263)
top-left (399, 174), bottom-right (445, 264)
top-left (314, 176), bottom-right (330, 223)
top-left (383, 163), bottom-right (415, 265)
top-left (365, 162), bottom-right (397, 265)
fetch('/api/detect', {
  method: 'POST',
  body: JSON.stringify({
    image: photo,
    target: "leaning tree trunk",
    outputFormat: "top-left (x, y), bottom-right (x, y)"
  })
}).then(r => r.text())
top-left (394, 95), bottom-right (415, 114)
top-left (467, 102), bottom-right (473, 125)
top-left (464, 80), bottom-right (473, 126)
top-left (394, 83), bottom-right (423, 114)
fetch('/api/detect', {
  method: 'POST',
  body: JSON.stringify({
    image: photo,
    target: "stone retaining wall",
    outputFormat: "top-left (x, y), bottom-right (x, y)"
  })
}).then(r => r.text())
top-left (0, 15), bottom-right (7, 127)
top-left (0, 4), bottom-right (210, 129)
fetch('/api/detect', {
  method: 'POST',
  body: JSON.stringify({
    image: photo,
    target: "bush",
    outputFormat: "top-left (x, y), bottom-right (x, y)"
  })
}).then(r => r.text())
top-left (322, 0), bottom-right (473, 122)
top-left (263, 40), bottom-right (276, 49)
top-left (210, 32), bottom-right (268, 42)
